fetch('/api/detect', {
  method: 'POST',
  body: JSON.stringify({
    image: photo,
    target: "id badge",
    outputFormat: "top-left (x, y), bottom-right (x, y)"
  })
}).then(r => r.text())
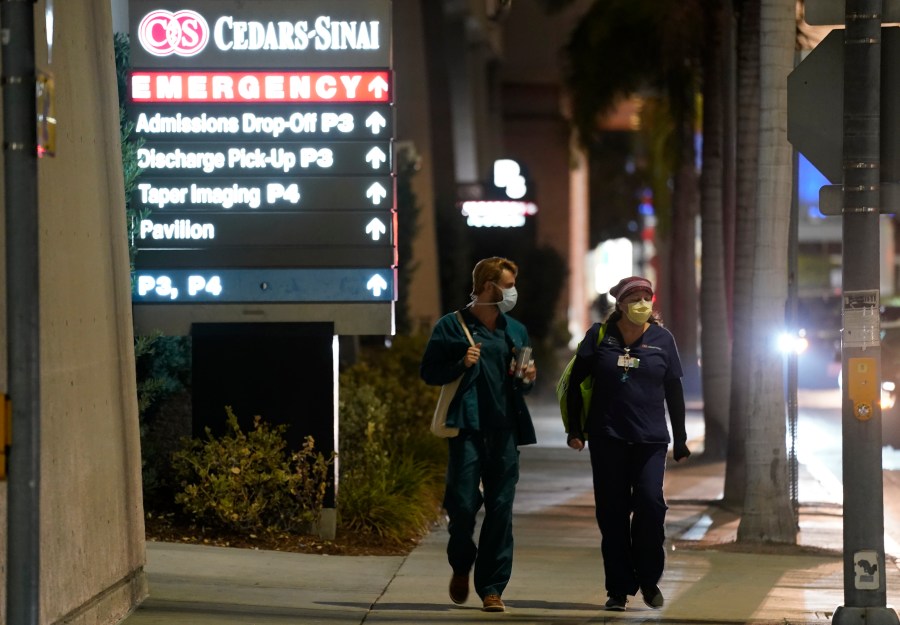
top-left (617, 355), bottom-right (639, 369)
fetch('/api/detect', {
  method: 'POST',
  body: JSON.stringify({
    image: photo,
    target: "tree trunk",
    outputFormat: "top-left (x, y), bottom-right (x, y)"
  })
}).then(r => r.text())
top-left (723, 0), bottom-right (759, 509)
top-left (699, 0), bottom-right (732, 460)
top-left (722, 0), bottom-right (738, 331)
top-left (669, 95), bottom-right (700, 395)
top-left (736, 0), bottom-right (797, 544)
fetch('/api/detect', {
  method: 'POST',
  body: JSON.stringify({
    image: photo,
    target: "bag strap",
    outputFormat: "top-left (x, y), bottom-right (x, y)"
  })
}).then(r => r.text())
top-left (578, 323), bottom-right (606, 351)
top-left (455, 310), bottom-right (476, 347)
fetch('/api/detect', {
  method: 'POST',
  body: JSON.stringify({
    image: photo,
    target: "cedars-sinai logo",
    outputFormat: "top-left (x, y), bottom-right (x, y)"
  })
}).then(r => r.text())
top-left (138, 9), bottom-right (209, 57)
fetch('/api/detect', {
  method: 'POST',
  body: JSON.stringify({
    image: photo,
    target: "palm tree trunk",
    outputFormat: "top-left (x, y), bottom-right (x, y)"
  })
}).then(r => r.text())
top-left (736, 0), bottom-right (797, 543)
top-left (723, 0), bottom-right (759, 508)
top-left (669, 89), bottom-right (700, 395)
top-left (699, 0), bottom-right (732, 460)
top-left (722, 0), bottom-right (738, 329)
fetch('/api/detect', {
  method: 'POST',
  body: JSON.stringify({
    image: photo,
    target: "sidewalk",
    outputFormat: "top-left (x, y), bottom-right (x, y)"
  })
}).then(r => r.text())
top-left (122, 395), bottom-right (900, 625)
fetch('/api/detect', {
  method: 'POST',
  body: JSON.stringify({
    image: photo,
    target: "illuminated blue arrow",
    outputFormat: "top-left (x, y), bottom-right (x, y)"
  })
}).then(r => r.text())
top-left (367, 274), bottom-right (388, 297)
top-left (366, 182), bottom-right (387, 205)
top-left (365, 218), bottom-right (387, 241)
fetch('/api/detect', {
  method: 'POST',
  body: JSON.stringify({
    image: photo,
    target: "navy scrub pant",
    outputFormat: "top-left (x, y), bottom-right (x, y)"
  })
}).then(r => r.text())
top-left (443, 428), bottom-right (519, 599)
top-left (588, 436), bottom-right (668, 597)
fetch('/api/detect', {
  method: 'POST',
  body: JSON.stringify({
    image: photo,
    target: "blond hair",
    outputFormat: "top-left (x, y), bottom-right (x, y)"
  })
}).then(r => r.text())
top-left (471, 257), bottom-right (518, 297)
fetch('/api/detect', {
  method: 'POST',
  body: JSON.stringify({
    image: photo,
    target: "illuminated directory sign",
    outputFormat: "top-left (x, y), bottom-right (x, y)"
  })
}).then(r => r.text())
top-left (127, 0), bottom-right (395, 322)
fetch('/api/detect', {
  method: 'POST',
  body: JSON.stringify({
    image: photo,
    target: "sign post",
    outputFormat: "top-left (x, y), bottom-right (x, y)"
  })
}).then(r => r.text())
top-left (127, 0), bottom-right (395, 539)
top-left (790, 2), bottom-right (899, 622)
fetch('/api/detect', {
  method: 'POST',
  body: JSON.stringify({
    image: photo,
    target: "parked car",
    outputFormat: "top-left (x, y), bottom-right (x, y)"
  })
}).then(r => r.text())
top-left (796, 294), bottom-right (842, 347)
top-left (786, 294), bottom-right (843, 388)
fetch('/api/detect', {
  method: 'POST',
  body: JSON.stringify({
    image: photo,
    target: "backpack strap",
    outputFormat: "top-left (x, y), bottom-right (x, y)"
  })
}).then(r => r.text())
top-left (597, 323), bottom-right (607, 346)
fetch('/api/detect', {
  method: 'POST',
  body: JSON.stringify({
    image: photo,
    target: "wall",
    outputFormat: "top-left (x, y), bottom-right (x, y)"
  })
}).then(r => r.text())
top-left (501, 0), bottom-right (593, 339)
top-left (0, 0), bottom-right (147, 623)
top-left (444, 0), bottom-right (506, 185)
top-left (394, 0), bottom-right (442, 329)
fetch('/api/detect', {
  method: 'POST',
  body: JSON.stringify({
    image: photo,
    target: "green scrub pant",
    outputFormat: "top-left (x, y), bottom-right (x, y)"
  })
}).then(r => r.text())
top-left (443, 428), bottom-right (519, 599)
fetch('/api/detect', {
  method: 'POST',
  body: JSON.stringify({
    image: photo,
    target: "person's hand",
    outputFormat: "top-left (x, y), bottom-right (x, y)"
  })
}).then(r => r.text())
top-left (522, 361), bottom-right (537, 384)
top-left (464, 343), bottom-right (482, 368)
top-left (567, 435), bottom-right (585, 452)
top-left (674, 441), bottom-right (691, 462)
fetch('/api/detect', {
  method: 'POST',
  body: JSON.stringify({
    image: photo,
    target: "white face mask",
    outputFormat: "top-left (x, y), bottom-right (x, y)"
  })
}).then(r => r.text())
top-left (496, 286), bottom-right (518, 313)
top-left (472, 282), bottom-right (518, 312)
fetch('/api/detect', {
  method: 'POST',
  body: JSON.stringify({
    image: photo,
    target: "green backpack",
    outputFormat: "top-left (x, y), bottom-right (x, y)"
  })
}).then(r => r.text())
top-left (556, 323), bottom-right (606, 436)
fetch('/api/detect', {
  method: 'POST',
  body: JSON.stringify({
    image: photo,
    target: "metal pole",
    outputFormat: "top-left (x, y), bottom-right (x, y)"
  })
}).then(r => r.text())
top-left (832, 0), bottom-right (897, 622)
top-left (2, 1), bottom-right (40, 624)
top-left (787, 145), bottom-right (799, 523)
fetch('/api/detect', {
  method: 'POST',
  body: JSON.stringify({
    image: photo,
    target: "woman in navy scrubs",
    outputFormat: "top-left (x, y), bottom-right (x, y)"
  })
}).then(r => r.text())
top-left (566, 276), bottom-right (691, 612)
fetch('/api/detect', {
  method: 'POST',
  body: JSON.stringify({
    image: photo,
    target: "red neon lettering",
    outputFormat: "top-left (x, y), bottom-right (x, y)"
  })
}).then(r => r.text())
top-left (129, 71), bottom-right (392, 103)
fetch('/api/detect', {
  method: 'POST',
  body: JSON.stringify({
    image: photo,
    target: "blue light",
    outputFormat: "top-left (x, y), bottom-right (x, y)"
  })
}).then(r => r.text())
top-left (798, 154), bottom-right (829, 220)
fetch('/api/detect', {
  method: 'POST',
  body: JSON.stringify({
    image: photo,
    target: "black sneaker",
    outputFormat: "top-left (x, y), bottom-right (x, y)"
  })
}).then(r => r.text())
top-left (605, 594), bottom-right (627, 611)
top-left (641, 584), bottom-right (664, 609)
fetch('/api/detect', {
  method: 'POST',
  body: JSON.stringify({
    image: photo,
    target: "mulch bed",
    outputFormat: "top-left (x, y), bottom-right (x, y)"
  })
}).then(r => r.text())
top-left (144, 511), bottom-right (423, 556)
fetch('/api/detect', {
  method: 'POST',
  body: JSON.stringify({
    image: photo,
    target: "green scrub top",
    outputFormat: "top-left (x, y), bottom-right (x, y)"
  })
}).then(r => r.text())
top-left (466, 311), bottom-right (514, 430)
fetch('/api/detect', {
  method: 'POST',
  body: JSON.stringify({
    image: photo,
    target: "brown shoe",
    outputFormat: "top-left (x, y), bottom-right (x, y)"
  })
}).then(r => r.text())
top-left (482, 594), bottom-right (505, 612)
top-left (449, 574), bottom-right (469, 604)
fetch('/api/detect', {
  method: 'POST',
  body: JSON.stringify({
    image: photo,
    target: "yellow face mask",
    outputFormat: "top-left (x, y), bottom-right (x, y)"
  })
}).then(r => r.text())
top-left (625, 300), bottom-right (652, 325)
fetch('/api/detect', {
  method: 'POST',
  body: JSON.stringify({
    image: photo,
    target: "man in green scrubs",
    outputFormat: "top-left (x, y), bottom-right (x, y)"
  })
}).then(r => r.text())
top-left (421, 257), bottom-right (537, 613)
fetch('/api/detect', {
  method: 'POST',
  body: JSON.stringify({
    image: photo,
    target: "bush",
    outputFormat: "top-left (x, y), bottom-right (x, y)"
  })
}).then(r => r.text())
top-left (172, 407), bottom-right (333, 535)
top-left (337, 334), bottom-right (446, 544)
top-left (350, 335), bottom-right (444, 443)
top-left (135, 334), bottom-right (192, 502)
top-left (339, 451), bottom-right (444, 544)
top-left (515, 245), bottom-right (568, 343)
top-left (135, 334), bottom-right (191, 416)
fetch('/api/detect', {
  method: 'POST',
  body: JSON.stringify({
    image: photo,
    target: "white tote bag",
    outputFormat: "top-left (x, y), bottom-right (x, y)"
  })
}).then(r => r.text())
top-left (430, 311), bottom-right (476, 438)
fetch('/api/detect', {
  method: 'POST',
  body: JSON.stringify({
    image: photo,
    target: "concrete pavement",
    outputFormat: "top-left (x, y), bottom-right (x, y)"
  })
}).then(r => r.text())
top-left (121, 392), bottom-right (900, 625)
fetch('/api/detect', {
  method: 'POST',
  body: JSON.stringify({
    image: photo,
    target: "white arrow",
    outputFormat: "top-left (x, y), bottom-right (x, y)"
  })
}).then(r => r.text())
top-left (366, 182), bottom-right (387, 205)
top-left (367, 274), bottom-right (388, 297)
top-left (366, 111), bottom-right (387, 134)
top-left (366, 146), bottom-right (387, 169)
top-left (365, 218), bottom-right (387, 241)
top-left (368, 76), bottom-right (389, 99)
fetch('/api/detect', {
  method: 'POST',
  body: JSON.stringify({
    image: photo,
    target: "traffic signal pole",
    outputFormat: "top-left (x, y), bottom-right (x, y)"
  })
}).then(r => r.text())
top-left (833, 0), bottom-right (898, 622)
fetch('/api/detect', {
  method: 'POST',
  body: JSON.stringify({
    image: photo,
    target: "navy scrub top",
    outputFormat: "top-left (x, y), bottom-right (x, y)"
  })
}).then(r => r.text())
top-left (580, 322), bottom-right (683, 444)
